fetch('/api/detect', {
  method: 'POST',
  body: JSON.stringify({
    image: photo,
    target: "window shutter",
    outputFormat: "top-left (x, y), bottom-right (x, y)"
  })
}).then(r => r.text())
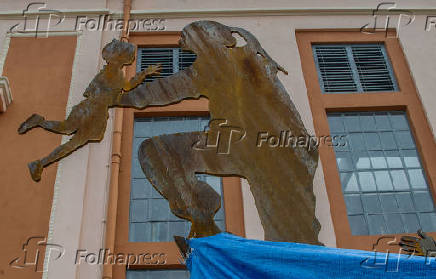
top-left (313, 45), bottom-right (358, 93)
top-left (179, 49), bottom-right (197, 71)
top-left (137, 48), bottom-right (174, 82)
top-left (313, 44), bottom-right (397, 94)
top-left (137, 48), bottom-right (196, 82)
top-left (351, 45), bottom-right (397, 92)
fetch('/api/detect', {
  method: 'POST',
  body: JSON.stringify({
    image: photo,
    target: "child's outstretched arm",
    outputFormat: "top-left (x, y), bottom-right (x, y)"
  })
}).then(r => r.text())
top-left (123, 64), bottom-right (161, 91)
top-left (115, 66), bottom-right (202, 109)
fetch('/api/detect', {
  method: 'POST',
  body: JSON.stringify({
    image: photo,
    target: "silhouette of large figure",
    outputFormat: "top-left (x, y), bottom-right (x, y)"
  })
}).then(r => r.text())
top-left (120, 21), bottom-right (321, 244)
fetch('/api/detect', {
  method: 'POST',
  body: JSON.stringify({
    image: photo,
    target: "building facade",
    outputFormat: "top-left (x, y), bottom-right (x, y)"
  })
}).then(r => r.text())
top-left (0, 0), bottom-right (435, 278)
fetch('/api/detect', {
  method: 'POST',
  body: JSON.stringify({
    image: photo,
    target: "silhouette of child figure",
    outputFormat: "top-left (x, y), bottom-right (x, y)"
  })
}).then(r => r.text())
top-left (18, 39), bottom-right (161, 181)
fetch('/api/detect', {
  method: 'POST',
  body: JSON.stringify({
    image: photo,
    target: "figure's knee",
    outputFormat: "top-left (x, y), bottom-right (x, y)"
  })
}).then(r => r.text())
top-left (62, 133), bottom-right (88, 151)
top-left (138, 138), bottom-right (162, 168)
top-left (138, 138), bottom-right (155, 158)
top-left (41, 120), bottom-right (77, 135)
top-left (138, 135), bottom-right (183, 163)
top-left (138, 138), bottom-right (164, 177)
top-left (61, 118), bottom-right (78, 133)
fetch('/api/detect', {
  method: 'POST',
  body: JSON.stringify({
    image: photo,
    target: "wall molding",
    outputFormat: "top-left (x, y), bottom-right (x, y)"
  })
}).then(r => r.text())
top-left (42, 31), bottom-right (82, 279)
top-left (130, 7), bottom-right (436, 18)
top-left (0, 7), bottom-right (436, 19)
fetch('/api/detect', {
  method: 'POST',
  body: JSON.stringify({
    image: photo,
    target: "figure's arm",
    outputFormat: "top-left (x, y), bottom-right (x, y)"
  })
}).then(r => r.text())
top-left (116, 67), bottom-right (201, 109)
top-left (123, 64), bottom-right (162, 91)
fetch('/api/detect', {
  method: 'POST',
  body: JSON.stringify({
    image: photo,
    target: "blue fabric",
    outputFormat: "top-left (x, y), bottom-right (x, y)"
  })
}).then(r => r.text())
top-left (186, 233), bottom-right (436, 278)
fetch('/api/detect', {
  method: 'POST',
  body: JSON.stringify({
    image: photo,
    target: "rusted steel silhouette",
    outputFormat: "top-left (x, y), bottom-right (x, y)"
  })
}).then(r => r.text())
top-left (19, 21), bottom-right (321, 244)
top-left (120, 21), bottom-right (321, 243)
top-left (18, 39), bottom-right (161, 181)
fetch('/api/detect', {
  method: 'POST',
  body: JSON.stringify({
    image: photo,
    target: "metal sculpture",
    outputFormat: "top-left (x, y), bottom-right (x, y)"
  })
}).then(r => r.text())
top-left (19, 21), bottom-right (321, 244)
top-left (18, 39), bottom-right (161, 181)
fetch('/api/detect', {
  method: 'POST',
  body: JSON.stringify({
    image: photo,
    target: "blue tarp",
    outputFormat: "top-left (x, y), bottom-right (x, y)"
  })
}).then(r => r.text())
top-left (186, 233), bottom-right (436, 278)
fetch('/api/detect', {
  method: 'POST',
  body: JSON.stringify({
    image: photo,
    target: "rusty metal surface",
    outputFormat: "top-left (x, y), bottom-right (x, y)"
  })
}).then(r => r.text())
top-left (18, 39), bottom-right (161, 181)
top-left (124, 21), bottom-right (321, 244)
top-left (19, 21), bottom-right (321, 244)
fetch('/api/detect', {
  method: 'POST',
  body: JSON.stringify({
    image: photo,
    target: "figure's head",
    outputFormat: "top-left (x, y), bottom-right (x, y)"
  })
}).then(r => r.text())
top-left (179, 21), bottom-right (287, 75)
top-left (102, 39), bottom-right (135, 65)
top-left (180, 21), bottom-right (236, 54)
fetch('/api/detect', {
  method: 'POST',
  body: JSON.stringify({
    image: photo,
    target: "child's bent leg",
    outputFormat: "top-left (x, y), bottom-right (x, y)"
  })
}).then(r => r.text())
top-left (40, 120), bottom-right (77, 135)
top-left (18, 114), bottom-right (77, 135)
top-left (28, 134), bottom-right (87, 181)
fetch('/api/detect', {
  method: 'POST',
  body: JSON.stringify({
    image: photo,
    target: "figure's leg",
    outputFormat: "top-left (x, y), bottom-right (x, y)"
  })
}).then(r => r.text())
top-left (242, 147), bottom-right (322, 244)
top-left (28, 132), bottom-right (87, 181)
top-left (18, 114), bottom-right (44, 134)
top-left (246, 176), bottom-right (321, 245)
top-left (138, 132), bottom-right (241, 238)
top-left (139, 132), bottom-right (321, 244)
top-left (39, 120), bottom-right (77, 135)
top-left (18, 114), bottom-right (77, 135)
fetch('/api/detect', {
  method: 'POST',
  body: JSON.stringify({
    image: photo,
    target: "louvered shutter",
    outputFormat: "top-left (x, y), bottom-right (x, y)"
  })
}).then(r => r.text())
top-left (313, 46), bottom-right (358, 93)
top-left (179, 50), bottom-right (197, 71)
top-left (351, 45), bottom-right (396, 92)
top-left (313, 44), bottom-right (397, 94)
top-left (136, 48), bottom-right (196, 82)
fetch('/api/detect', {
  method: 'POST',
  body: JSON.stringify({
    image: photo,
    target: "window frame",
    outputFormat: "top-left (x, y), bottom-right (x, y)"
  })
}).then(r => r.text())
top-left (296, 29), bottom-right (436, 250)
top-left (110, 32), bottom-right (245, 278)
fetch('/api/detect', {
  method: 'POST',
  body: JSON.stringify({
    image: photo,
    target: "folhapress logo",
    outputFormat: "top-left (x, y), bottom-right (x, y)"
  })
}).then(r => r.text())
top-left (193, 119), bottom-right (246, 154)
top-left (9, 2), bottom-right (166, 38)
top-left (9, 236), bottom-right (65, 273)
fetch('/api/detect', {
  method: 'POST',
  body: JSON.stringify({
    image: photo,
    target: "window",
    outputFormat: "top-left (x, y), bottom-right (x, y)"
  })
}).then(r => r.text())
top-left (329, 111), bottom-right (436, 235)
top-left (108, 33), bottom-right (245, 279)
top-left (313, 44), bottom-right (398, 93)
top-left (297, 30), bottom-right (436, 250)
